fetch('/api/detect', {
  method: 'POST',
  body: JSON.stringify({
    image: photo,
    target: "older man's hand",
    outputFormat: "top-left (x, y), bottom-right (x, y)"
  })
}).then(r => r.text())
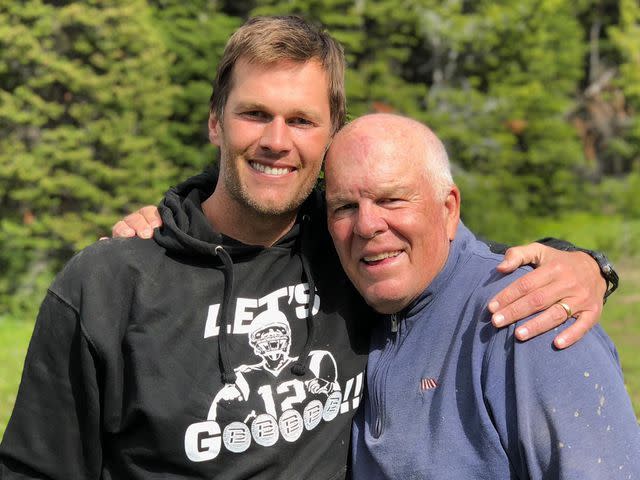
top-left (488, 243), bottom-right (606, 349)
top-left (111, 206), bottom-right (161, 239)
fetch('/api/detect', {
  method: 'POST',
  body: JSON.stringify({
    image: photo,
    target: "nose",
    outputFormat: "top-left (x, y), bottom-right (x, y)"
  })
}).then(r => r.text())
top-left (259, 117), bottom-right (292, 153)
top-left (353, 203), bottom-right (387, 239)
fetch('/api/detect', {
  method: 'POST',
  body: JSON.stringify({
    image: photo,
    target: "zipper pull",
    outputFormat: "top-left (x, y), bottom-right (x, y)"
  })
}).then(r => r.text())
top-left (390, 314), bottom-right (398, 333)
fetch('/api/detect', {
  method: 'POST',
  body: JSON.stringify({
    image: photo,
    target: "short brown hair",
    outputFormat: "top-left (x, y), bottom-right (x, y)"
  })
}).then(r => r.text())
top-left (210, 15), bottom-right (346, 134)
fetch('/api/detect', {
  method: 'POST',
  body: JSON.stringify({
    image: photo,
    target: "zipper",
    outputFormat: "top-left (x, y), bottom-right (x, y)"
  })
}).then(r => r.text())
top-left (390, 313), bottom-right (398, 333)
top-left (370, 313), bottom-right (401, 438)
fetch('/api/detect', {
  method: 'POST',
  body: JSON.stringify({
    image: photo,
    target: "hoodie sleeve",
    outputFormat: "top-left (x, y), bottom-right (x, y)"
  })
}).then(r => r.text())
top-left (483, 237), bottom-right (580, 255)
top-left (0, 291), bottom-right (102, 479)
top-left (483, 320), bottom-right (640, 479)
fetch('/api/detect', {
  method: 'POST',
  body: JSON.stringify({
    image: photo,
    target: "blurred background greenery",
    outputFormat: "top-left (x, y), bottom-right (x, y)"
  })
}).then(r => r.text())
top-left (0, 0), bottom-right (638, 434)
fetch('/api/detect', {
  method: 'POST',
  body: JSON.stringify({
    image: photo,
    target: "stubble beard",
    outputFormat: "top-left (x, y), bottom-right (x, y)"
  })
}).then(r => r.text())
top-left (222, 153), bottom-right (316, 218)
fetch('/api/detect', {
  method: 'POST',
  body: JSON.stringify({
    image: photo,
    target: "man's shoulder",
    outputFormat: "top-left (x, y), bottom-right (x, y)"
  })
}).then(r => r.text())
top-left (49, 237), bottom-right (163, 306)
top-left (61, 236), bottom-right (162, 275)
top-left (458, 239), bottom-right (532, 309)
top-left (468, 236), bottom-right (619, 372)
top-left (451, 225), bottom-right (531, 299)
top-left (438, 240), bottom-right (536, 357)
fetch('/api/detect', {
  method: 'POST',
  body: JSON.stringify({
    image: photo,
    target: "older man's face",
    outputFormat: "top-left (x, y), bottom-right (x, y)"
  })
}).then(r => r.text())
top-left (325, 125), bottom-right (459, 314)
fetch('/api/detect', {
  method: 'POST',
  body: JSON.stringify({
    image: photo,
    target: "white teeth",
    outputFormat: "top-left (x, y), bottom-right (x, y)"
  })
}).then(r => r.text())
top-left (250, 162), bottom-right (291, 176)
top-left (363, 251), bottom-right (402, 263)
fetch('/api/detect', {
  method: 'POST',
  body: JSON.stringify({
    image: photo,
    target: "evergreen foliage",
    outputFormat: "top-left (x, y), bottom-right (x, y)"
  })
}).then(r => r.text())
top-left (0, 0), bottom-right (175, 314)
top-left (148, 0), bottom-right (240, 173)
top-left (0, 0), bottom-right (638, 318)
top-left (609, 0), bottom-right (640, 173)
top-left (410, 1), bottom-right (586, 221)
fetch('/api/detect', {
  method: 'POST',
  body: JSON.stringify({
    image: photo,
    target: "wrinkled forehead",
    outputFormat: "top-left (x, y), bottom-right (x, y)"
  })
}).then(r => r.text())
top-left (326, 131), bottom-right (417, 180)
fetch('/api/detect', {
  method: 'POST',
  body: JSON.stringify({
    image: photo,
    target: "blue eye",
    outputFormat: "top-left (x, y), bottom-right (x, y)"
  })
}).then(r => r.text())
top-left (334, 203), bottom-right (357, 213)
top-left (288, 117), bottom-right (314, 127)
top-left (242, 111), bottom-right (269, 120)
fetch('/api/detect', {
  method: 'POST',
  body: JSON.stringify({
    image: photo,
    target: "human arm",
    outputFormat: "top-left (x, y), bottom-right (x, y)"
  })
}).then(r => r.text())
top-left (0, 293), bottom-right (102, 479)
top-left (487, 240), bottom-right (616, 348)
top-left (484, 318), bottom-right (640, 478)
top-left (112, 203), bottom-right (614, 349)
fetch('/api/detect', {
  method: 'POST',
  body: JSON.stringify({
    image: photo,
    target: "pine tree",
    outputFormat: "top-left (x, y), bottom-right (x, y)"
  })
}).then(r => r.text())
top-left (149, 0), bottom-right (240, 173)
top-left (0, 0), bottom-right (175, 315)
top-left (402, 0), bottom-right (587, 224)
top-left (609, 0), bottom-right (640, 173)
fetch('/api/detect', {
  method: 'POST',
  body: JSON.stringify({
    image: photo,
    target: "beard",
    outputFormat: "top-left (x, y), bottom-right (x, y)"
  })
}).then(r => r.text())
top-left (221, 152), bottom-right (317, 217)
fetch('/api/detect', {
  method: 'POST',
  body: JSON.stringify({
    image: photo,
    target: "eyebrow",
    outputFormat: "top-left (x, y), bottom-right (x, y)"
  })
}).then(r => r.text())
top-left (325, 192), bottom-right (354, 208)
top-left (326, 183), bottom-right (413, 206)
top-left (231, 101), bottom-right (265, 114)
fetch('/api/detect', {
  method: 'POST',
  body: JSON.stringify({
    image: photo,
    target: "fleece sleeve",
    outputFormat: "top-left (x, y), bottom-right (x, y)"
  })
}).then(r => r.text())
top-left (484, 320), bottom-right (640, 479)
top-left (0, 292), bottom-right (102, 479)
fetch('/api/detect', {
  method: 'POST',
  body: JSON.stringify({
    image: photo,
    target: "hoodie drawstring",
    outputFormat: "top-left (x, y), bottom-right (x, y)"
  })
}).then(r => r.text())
top-left (291, 214), bottom-right (317, 377)
top-left (215, 245), bottom-right (237, 384)
top-left (213, 214), bottom-right (317, 381)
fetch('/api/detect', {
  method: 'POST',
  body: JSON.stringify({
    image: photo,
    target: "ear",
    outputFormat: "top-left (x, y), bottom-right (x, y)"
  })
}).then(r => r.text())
top-left (444, 185), bottom-right (461, 241)
top-left (208, 112), bottom-right (222, 146)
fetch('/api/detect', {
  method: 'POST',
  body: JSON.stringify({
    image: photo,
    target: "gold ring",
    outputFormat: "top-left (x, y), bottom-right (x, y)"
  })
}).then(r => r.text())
top-left (558, 302), bottom-right (572, 319)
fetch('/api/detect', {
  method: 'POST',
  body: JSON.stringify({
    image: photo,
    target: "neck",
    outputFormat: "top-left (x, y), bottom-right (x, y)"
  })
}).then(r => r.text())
top-left (201, 191), bottom-right (298, 247)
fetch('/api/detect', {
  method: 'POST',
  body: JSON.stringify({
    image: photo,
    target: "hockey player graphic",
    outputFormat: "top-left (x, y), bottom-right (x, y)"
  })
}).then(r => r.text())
top-left (205, 309), bottom-right (342, 453)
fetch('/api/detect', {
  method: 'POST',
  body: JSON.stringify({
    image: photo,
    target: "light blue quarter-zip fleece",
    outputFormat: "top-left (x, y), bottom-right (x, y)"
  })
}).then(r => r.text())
top-left (352, 222), bottom-right (640, 479)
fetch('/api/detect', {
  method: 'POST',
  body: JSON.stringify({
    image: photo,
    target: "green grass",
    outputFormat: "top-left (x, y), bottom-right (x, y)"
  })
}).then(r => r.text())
top-left (0, 318), bottom-right (34, 439)
top-left (1, 266), bottom-right (638, 440)
top-left (599, 261), bottom-right (640, 416)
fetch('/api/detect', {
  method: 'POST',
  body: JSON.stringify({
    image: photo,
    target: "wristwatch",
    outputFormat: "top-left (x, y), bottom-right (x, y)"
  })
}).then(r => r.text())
top-left (573, 248), bottom-right (619, 301)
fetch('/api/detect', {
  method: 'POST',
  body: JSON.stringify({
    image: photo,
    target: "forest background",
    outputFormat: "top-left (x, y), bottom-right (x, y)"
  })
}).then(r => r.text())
top-left (0, 0), bottom-right (639, 434)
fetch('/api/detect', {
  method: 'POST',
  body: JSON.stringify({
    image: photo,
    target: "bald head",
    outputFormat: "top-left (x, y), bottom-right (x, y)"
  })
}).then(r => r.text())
top-left (326, 114), bottom-right (454, 201)
top-left (325, 113), bottom-right (460, 314)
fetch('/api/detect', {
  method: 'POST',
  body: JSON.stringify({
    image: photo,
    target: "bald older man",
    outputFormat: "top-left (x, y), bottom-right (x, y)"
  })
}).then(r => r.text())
top-left (325, 114), bottom-right (640, 479)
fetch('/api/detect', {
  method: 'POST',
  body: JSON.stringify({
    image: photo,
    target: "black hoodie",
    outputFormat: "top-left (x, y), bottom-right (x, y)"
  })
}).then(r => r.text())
top-left (0, 171), bottom-right (371, 479)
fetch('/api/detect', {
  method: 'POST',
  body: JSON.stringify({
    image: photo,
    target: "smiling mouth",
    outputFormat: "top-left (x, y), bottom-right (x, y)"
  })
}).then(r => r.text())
top-left (362, 251), bottom-right (402, 264)
top-left (250, 161), bottom-right (293, 176)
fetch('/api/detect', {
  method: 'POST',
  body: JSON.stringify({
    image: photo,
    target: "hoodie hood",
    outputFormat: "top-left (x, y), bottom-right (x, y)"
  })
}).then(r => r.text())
top-left (154, 168), bottom-right (324, 259)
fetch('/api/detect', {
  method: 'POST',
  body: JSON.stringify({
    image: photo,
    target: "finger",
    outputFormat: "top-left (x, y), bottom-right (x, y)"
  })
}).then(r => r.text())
top-left (121, 212), bottom-right (155, 239)
top-left (513, 303), bottom-right (572, 341)
top-left (495, 243), bottom-right (543, 273)
top-left (139, 205), bottom-right (162, 228)
top-left (492, 283), bottom-right (574, 328)
top-left (111, 220), bottom-right (135, 238)
top-left (553, 311), bottom-right (598, 349)
top-left (489, 266), bottom-right (561, 320)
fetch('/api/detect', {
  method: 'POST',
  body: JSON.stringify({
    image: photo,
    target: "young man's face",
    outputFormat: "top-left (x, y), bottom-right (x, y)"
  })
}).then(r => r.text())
top-left (325, 126), bottom-right (459, 314)
top-left (209, 58), bottom-right (333, 217)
